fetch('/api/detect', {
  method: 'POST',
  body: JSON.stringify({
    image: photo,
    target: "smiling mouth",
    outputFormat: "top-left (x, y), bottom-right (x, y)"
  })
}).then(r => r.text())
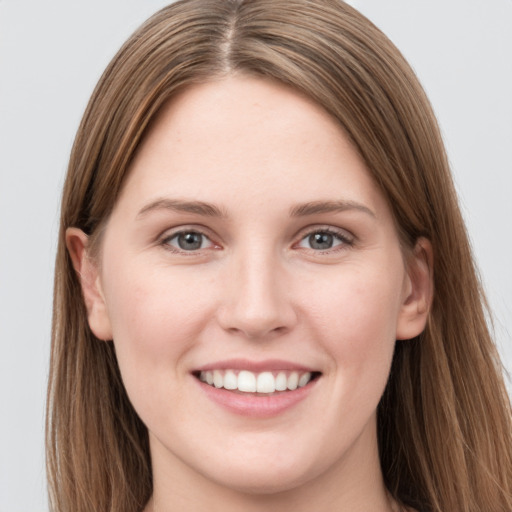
top-left (193, 369), bottom-right (321, 395)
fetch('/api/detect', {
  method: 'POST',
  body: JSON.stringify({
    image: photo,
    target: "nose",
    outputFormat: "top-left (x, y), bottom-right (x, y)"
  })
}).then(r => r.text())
top-left (216, 248), bottom-right (298, 340)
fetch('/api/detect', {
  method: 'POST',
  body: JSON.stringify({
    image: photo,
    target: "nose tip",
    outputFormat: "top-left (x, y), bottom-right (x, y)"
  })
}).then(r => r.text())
top-left (216, 259), bottom-right (297, 340)
top-left (219, 302), bottom-right (292, 339)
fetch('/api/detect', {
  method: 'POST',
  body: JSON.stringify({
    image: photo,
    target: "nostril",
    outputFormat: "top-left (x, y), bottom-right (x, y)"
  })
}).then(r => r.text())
top-left (221, 322), bottom-right (291, 340)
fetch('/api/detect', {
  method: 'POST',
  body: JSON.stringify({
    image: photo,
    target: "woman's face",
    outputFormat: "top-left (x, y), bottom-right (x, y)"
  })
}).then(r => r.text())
top-left (73, 76), bottom-right (429, 500)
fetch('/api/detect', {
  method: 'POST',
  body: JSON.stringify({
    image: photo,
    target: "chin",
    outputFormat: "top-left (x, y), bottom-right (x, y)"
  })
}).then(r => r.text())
top-left (195, 451), bottom-right (322, 496)
top-left (209, 470), bottom-right (309, 496)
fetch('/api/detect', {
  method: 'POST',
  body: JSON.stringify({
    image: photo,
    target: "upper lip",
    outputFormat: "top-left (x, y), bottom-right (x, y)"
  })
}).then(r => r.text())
top-left (193, 358), bottom-right (319, 373)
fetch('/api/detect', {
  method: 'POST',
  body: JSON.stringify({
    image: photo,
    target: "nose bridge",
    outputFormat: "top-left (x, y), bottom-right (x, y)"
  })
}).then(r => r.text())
top-left (218, 243), bottom-right (296, 338)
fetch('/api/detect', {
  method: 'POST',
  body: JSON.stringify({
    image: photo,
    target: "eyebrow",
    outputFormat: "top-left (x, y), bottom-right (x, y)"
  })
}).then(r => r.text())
top-left (136, 198), bottom-right (226, 219)
top-left (136, 198), bottom-right (375, 220)
top-left (289, 200), bottom-right (375, 218)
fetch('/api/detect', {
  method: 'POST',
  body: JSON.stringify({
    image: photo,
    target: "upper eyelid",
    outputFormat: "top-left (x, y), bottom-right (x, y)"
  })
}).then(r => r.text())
top-left (295, 224), bottom-right (354, 241)
top-left (159, 225), bottom-right (216, 241)
top-left (157, 228), bottom-right (221, 256)
top-left (163, 231), bottom-right (212, 243)
top-left (292, 226), bottom-right (356, 254)
top-left (156, 224), bottom-right (355, 249)
top-left (158, 227), bottom-right (219, 254)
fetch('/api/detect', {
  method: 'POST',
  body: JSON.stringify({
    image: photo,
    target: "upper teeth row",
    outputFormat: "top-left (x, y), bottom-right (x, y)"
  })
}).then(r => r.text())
top-left (199, 370), bottom-right (313, 393)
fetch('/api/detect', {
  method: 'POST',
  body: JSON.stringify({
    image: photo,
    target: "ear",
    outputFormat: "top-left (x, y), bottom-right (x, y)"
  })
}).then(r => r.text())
top-left (66, 227), bottom-right (113, 341)
top-left (396, 237), bottom-right (434, 340)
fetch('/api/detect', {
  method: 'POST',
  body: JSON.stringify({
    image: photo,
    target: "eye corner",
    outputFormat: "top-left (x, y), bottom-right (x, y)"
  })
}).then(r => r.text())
top-left (293, 226), bottom-right (355, 254)
top-left (159, 227), bottom-right (222, 254)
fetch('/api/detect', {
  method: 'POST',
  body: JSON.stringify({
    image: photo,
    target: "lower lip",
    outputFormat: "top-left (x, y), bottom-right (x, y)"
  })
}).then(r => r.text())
top-left (196, 378), bottom-right (319, 418)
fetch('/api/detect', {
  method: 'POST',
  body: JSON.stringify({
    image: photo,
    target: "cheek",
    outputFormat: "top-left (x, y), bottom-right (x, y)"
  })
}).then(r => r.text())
top-left (101, 262), bottom-right (214, 398)
top-left (308, 263), bottom-right (404, 391)
top-left (105, 255), bottom-right (209, 333)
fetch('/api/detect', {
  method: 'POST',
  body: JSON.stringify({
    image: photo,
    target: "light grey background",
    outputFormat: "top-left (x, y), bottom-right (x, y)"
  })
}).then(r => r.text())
top-left (0, 1), bottom-right (510, 510)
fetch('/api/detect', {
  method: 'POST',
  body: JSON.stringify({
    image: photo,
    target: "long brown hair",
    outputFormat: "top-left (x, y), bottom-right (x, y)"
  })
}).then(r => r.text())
top-left (46, 1), bottom-right (512, 511)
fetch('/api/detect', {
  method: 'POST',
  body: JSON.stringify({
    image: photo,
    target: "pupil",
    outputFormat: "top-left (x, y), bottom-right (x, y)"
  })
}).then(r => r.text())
top-left (310, 232), bottom-right (333, 250)
top-left (178, 232), bottom-right (202, 250)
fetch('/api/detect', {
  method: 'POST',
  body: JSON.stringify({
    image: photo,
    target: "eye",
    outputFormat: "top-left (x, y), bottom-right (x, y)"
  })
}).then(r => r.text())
top-left (297, 229), bottom-right (352, 251)
top-left (162, 230), bottom-right (215, 252)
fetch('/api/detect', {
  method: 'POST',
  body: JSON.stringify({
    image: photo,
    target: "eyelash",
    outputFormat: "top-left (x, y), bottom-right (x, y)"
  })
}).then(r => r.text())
top-left (159, 226), bottom-right (354, 255)
top-left (295, 227), bottom-right (354, 253)
top-left (160, 228), bottom-right (218, 254)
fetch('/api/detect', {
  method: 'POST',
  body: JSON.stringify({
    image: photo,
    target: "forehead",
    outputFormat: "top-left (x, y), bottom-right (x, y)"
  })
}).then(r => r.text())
top-left (115, 75), bottom-right (388, 220)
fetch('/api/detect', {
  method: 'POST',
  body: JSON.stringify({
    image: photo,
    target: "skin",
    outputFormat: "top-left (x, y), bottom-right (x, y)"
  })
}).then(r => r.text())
top-left (68, 76), bottom-right (431, 512)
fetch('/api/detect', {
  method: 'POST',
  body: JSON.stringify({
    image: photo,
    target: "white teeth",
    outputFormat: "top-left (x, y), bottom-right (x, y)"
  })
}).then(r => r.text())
top-left (275, 372), bottom-right (288, 391)
top-left (298, 372), bottom-right (312, 388)
top-left (223, 370), bottom-right (237, 390)
top-left (287, 372), bottom-right (299, 391)
top-left (198, 369), bottom-right (316, 394)
top-left (256, 372), bottom-right (275, 393)
top-left (238, 370), bottom-right (257, 392)
top-left (213, 370), bottom-right (223, 388)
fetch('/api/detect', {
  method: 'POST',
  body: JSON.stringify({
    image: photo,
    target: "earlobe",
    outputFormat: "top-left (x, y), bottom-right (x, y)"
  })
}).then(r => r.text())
top-left (396, 237), bottom-right (434, 341)
top-left (66, 227), bottom-right (113, 341)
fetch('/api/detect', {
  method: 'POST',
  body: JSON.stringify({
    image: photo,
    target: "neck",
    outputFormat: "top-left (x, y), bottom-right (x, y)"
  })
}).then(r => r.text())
top-left (146, 478), bottom-right (401, 512)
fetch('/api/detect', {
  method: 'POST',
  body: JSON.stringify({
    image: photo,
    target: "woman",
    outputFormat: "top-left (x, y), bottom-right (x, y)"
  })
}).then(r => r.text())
top-left (46, 1), bottom-right (512, 511)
